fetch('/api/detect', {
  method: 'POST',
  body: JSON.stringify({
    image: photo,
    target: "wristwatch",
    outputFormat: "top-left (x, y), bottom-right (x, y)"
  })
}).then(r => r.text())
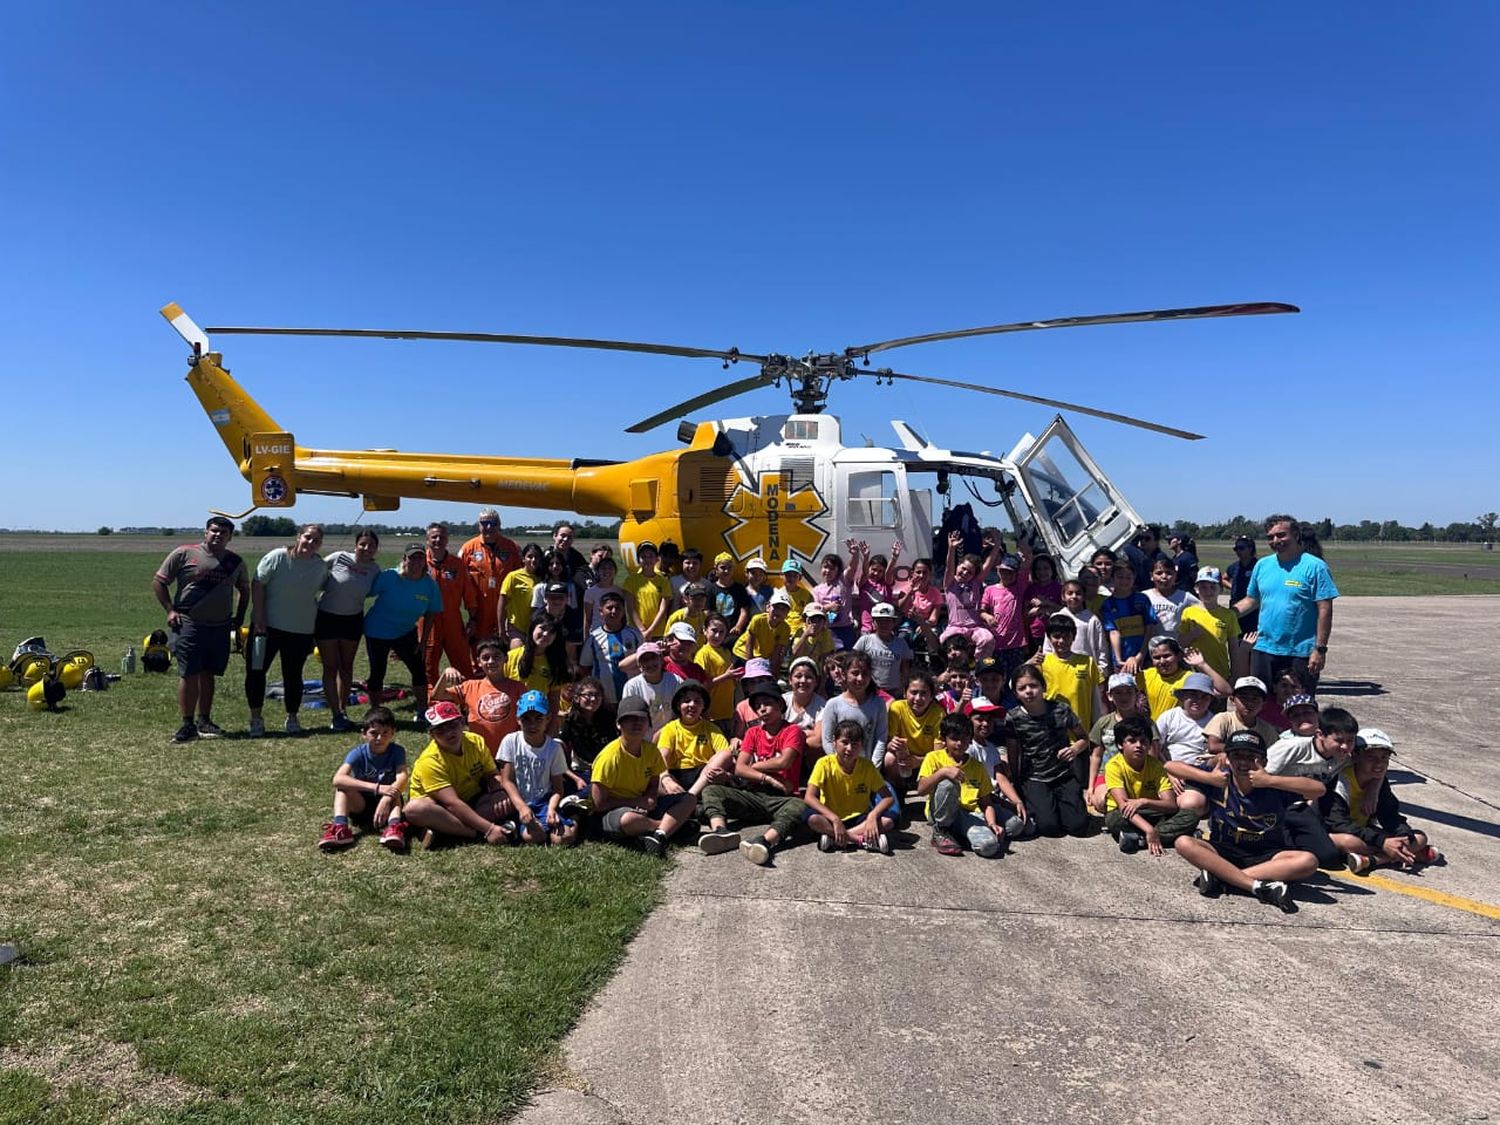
top-left (1315, 645), bottom-right (1329, 655)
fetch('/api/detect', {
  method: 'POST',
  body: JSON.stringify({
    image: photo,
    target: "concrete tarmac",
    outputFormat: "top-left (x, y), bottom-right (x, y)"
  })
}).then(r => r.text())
top-left (518, 597), bottom-right (1500, 1125)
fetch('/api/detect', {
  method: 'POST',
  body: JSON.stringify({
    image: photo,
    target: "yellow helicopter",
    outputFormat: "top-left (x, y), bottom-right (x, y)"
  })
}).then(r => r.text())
top-left (160, 300), bottom-right (1296, 575)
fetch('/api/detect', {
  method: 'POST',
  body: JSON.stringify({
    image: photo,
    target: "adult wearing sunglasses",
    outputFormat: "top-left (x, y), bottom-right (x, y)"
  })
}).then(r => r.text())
top-left (460, 507), bottom-right (522, 644)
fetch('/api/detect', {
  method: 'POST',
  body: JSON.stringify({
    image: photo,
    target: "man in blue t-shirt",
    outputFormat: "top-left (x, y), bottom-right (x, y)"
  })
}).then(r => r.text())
top-left (364, 543), bottom-right (444, 714)
top-left (1232, 515), bottom-right (1338, 690)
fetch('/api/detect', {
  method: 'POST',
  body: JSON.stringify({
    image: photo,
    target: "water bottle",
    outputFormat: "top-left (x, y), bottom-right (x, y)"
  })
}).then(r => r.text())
top-left (122, 646), bottom-right (136, 675)
top-left (249, 634), bottom-right (267, 672)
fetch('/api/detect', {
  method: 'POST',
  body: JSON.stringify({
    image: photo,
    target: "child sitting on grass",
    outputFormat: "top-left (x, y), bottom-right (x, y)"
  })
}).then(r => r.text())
top-left (917, 712), bottom-right (1004, 857)
top-left (589, 695), bottom-right (697, 857)
top-left (1329, 728), bottom-right (1443, 874)
top-left (803, 718), bottom-right (897, 855)
top-left (403, 701), bottom-right (517, 848)
top-left (1103, 716), bottom-right (1198, 856)
top-left (318, 705), bottom-right (410, 853)
top-left (1167, 729), bottom-right (1324, 913)
top-left (495, 690), bottom-right (578, 847)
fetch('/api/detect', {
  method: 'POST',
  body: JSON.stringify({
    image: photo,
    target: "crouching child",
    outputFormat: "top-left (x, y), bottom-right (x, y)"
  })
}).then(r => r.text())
top-left (496, 690), bottom-right (578, 847)
top-left (318, 705), bottom-right (410, 852)
top-left (1103, 716), bottom-right (1200, 856)
top-left (1329, 727), bottom-right (1442, 874)
top-left (1167, 729), bottom-right (1324, 912)
top-left (917, 711), bottom-right (1005, 857)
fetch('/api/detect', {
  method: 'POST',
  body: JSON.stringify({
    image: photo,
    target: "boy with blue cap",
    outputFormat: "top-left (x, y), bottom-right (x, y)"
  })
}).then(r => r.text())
top-left (497, 690), bottom-right (577, 846)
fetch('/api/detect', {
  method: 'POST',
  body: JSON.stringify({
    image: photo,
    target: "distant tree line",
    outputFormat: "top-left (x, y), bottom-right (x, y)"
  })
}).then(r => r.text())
top-left (1163, 513), bottom-right (1498, 544)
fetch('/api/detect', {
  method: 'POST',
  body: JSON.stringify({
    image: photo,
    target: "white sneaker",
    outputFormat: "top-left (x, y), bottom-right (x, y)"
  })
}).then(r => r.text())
top-left (284, 715), bottom-right (303, 735)
top-left (247, 716), bottom-right (266, 738)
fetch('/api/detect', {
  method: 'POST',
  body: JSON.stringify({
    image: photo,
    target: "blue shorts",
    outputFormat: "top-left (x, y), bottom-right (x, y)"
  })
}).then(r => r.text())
top-left (528, 797), bottom-right (573, 831)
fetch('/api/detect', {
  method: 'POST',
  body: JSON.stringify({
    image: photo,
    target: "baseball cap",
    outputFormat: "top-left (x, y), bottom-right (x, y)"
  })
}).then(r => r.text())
top-left (1283, 693), bottom-right (1318, 713)
top-left (516, 689), bottom-right (549, 717)
top-left (871, 601), bottom-right (898, 619)
top-left (1174, 672), bottom-right (1215, 697)
top-left (636, 641), bottom-right (662, 659)
top-left (1225, 728), bottom-right (1268, 754)
top-left (1108, 673), bottom-right (1138, 692)
top-left (616, 695), bottom-right (650, 722)
top-left (1232, 676), bottom-right (1268, 696)
top-left (804, 604), bottom-right (828, 619)
top-left (781, 559), bottom-right (802, 575)
top-left (1196, 565), bottom-right (1222, 585)
top-left (667, 621), bottom-right (698, 643)
top-left (1234, 535), bottom-right (1255, 549)
top-left (403, 542), bottom-right (427, 558)
top-left (997, 554), bottom-right (1021, 571)
top-left (544, 581), bottom-right (569, 596)
top-left (745, 556), bottom-right (768, 572)
top-left (1357, 727), bottom-right (1395, 752)
top-left (974, 657), bottom-right (1003, 678)
top-left (786, 656), bottom-right (818, 678)
top-left (424, 700), bottom-right (463, 726)
top-left (743, 657), bottom-right (774, 680)
top-left (768, 590), bottom-right (792, 608)
top-left (684, 581), bottom-right (709, 598)
top-left (969, 694), bottom-right (1002, 714)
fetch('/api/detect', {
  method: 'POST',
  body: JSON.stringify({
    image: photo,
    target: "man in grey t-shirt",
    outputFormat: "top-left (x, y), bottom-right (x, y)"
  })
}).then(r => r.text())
top-left (152, 516), bottom-right (250, 744)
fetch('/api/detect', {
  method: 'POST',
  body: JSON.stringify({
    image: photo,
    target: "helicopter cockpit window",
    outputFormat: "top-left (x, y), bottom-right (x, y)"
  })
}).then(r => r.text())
top-left (846, 470), bottom-right (899, 529)
top-left (783, 419), bottom-right (819, 442)
top-left (1019, 435), bottom-right (1109, 545)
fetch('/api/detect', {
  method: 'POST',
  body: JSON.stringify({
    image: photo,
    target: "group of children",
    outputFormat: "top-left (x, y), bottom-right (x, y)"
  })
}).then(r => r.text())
top-left (315, 532), bottom-right (1443, 914)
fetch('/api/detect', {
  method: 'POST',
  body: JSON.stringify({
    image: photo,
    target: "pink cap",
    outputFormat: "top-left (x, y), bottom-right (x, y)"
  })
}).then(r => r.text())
top-left (425, 700), bottom-right (463, 726)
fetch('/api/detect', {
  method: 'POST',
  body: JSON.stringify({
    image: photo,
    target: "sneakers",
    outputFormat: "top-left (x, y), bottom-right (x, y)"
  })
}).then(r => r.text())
top-left (876, 832), bottom-right (894, 856)
top-left (1118, 830), bottom-right (1144, 855)
top-left (1252, 879), bottom-right (1295, 913)
top-left (1346, 852), bottom-right (1374, 875)
top-left (641, 830), bottom-right (669, 858)
top-left (247, 716), bottom-right (266, 738)
top-left (818, 833), bottom-right (835, 853)
top-left (1414, 845), bottom-right (1444, 866)
top-left (1193, 870), bottom-right (1223, 898)
top-left (170, 721), bottom-right (199, 744)
top-left (329, 712), bottom-right (353, 733)
top-left (195, 718), bottom-right (226, 738)
top-left (284, 715), bottom-right (303, 735)
top-left (698, 826), bottom-right (742, 855)
top-left (932, 830), bottom-right (963, 857)
top-left (740, 836), bottom-right (772, 866)
top-left (558, 793), bottom-right (591, 820)
top-left (318, 822), bottom-right (355, 852)
top-left (380, 820), bottom-right (407, 852)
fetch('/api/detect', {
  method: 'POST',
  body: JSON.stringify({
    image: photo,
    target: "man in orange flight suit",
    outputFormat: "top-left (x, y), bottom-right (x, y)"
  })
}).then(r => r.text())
top-left (421, 522), bottom-right (479, 682)
top-left (459, 507), bottom-right (521, 644)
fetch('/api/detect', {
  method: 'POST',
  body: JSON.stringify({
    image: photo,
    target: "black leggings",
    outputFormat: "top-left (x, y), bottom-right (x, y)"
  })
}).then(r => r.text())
top-left (1023, 775), bottom-right (1090, 838)
top-left (366, 630), bottom-right (425, 702)
top-left (245, 627), bottom-right (316, 713)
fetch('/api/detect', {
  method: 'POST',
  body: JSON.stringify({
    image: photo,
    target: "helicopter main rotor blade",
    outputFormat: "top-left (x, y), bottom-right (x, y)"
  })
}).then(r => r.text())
top-left (845, 301), bottom-right (1299, 359)
top-left (625, 371), bottom-right (783, 434)
top-left (203, 325), bottom-right (769, 366)
top-left (872, 370), bottom-right (1206, 440)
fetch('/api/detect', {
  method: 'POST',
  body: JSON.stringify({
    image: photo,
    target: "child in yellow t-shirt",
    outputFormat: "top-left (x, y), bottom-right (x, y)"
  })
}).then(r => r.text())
top-left (1178, 566), bottom-right (1243, 683)
top-left (401, 701), bottom-right (517, 847)
top-left (917, 711), bottom-right (1004, 857)
top-left (791, 603), bottom-right (835, 666)
top-left (499, 545), bottom-right (543, 642)
top-left (1039, 614), bottom-right (1104, 731)
top-left (734, 592), bottom-right (793, 676)
top-left (803, 718), bottom-right (896, 854)
top-left (589, 695), bottom-right (696, 856)
top-left (694, 614), bottom-right (738, 731)
top-left (779, 561), bottom-right (815, 633)
top-left (1104, 715), bottom-right (1199, 855)
top-left (885, 672), bottom-right (944, 783)
top-left (655, 681), bottom-right (735, 797)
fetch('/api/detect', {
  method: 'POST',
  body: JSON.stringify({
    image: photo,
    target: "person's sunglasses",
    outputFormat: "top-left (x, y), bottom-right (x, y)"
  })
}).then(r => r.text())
top-left (479, 519), bottom-right (499, 528)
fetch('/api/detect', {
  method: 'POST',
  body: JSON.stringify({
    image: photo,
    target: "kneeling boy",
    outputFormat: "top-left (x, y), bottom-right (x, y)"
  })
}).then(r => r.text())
top-left (1167, 729), bottom-right (1324, 912)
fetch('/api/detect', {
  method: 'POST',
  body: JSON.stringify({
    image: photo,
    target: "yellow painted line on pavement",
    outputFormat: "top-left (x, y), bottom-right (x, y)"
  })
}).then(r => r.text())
top-left (1326, 869), bottom-right (1500, 921)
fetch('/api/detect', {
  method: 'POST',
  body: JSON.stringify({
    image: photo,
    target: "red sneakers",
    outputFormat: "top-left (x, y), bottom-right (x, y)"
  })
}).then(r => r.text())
top-left (318, 822), bottom-right (355, 852)
top-left (380, 820), bottom-right (408, 852)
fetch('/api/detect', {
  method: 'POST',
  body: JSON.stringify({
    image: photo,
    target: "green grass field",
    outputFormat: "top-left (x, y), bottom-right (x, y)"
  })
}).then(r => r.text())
top-left (1194, 540), bottom-right (1500, 596)
top-left (0, 545), bottom-right (663, 1124)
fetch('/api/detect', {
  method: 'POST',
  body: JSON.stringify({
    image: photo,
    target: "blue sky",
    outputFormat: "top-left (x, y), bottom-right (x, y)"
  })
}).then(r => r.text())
top-left (3, 3), bottom-right (1495, 531)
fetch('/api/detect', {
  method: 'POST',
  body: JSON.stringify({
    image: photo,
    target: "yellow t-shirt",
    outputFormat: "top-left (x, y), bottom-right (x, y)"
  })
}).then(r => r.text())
top-left (694, 642), bottom-right (735, 721)
top-left (1180, 604), bottom-right (1240, 682)
top-left (407, 730), bottom-right (497, 803)
top-left (1042, 651), bottom-right (1103, 730)
top-left (1141, 665), bottom-right (1191, 722)
top-left (918, 747), bottom-right (993, 815)
top-left (623, 571), bottom-right (673, 637)
top-left (1102, 752), bottom-right (1171, 813)
top-left (887, 699), bottom-right (945, 762)
top-left (504, 647), bottom-right (556, 696)
top-left (733, 612), bottom-right (790, 662)
top-left (657, 717), bottom-right (729, 770)
top-left (590, 737), bottom-right (667, 801)
top-left (808, 753), bottom-right (887, 820)
top-left (782, 583), bottom-right (815, 633)
top-left (794, 627), bottom-right (835, 666)
top-left (499, 569), bottom-right (537, 634)
top-left (665, 607), bottom-right (708, 638)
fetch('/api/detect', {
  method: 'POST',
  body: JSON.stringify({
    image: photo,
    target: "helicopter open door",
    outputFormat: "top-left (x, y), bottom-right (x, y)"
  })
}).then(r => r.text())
top-left (1009, 417), bottom-right (1144, 574)
top-left (835, 459), bottom-right (933, 562)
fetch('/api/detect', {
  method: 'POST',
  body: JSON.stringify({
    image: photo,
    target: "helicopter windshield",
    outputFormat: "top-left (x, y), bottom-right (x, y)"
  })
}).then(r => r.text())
top-left (1016, 430), bottom-right (1111, 544)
